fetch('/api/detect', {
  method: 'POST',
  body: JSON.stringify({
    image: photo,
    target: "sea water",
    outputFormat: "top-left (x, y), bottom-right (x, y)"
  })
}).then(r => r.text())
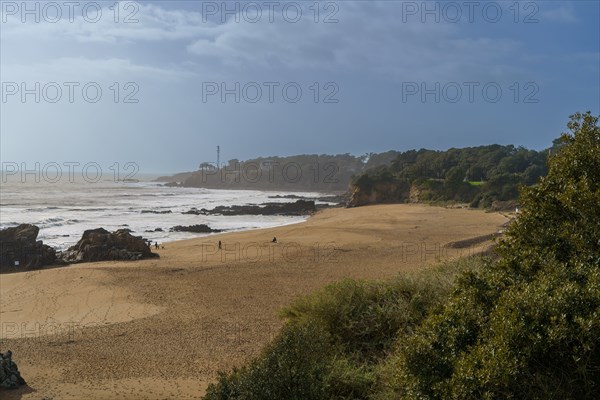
top-left (0, 176), bottom-right (333, 250)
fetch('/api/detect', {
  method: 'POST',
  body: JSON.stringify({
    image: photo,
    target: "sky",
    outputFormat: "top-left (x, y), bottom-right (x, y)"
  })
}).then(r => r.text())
top-left (1, 0), bottom-right (599, 174)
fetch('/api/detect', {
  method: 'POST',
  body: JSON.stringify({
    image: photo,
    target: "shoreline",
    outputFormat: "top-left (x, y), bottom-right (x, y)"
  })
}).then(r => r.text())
top-left (0, 182), bottom-right (342, 251)
top-left (1, 204), bottom-right (509, 399)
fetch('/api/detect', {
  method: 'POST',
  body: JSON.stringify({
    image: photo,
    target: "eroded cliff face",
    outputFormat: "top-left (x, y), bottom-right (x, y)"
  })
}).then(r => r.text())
top-left (346, 182), bottom-right (411, 207)
top-left (409, 184), bottom-right (421, 203)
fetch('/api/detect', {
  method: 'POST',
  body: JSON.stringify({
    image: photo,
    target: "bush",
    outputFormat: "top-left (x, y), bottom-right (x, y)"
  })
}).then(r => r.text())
top-left (283, 278), bottom-right (437, 363)
top-left (204, 259), bottom-right (477, 400)
top-left (204, 322), bottom-right (332, 400)
top-left (205, 113), bottom-right (599, 400)
top-left (379, 112), bottom-right (600, 399)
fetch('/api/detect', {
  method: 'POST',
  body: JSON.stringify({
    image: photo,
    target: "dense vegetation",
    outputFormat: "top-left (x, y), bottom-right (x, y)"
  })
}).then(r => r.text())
top-left (203, 112), bottom-right (599, 399)
top-left (160, 143), bottom-right (548, 204)
top-left (161, 154), bottom-right (368, 192)
top-left (352, 144), bottom-right (550, 208)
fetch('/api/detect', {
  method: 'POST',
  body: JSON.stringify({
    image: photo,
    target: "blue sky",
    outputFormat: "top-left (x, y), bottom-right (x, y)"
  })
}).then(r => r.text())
top-left (1, 1), bottom-right (598, 173)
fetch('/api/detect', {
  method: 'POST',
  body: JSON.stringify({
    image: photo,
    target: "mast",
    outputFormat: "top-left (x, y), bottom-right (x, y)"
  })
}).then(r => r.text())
top-left (216, 145), bottom-right (220, 170)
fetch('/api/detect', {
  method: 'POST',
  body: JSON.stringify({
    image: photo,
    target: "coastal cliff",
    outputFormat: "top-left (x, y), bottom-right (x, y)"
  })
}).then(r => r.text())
top-left (347, 181), bottom-right (410, 207)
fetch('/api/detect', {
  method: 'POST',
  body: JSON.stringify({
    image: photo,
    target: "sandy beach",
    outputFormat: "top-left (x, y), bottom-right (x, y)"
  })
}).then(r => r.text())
top-left (1, 204), bottom-right (508, 399)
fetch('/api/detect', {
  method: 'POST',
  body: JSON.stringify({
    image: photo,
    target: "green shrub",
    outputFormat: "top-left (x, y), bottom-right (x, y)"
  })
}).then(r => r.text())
top-left (204, 258), bottom-right (476, 400)
top-left (282, 259), bottom-right (475, 364)
top-left (204, 322), bottom-right (332, 400)
top-left (283, 279), bottom-right (432, 362)
top-left (451, 259), bottom-right (600, 399)
top-left (205, 112), bottom-right (599, 400)
top-left (325, 357), bottom-right (376, 400)
top-left (378, 112), bottom-right (600, 399)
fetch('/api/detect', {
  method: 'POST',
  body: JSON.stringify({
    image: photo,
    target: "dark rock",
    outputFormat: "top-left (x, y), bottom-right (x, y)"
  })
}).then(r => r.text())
top-left (0, 350), bottom-right (26, 389)
top-left (316, 194), bottom-right (347, 204)
top-left (0, 224), bottom-right (57, 269)
top-left (144, 227), bottom-right (164, 233)
top-left (170, 224), bottom-right (222, 233)
top-left (269, 194), bottom-right (346, 205)
top-left (140, 210), bottom-right (172, 214)
top-left (182, 208), bottom-right (206, 215)
top-left (163, 181), bottom-right (182, 187)
top-left (186, 200), bottom-right (316, 217)
top-left (59, 228), bottom-right (158, 263)
top-left (268, 194), bottom-right (306, 199)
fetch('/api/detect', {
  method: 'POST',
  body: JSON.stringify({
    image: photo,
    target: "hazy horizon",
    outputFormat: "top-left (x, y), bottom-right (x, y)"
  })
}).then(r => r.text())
top-left (0, 138), bottom-right (568, 176)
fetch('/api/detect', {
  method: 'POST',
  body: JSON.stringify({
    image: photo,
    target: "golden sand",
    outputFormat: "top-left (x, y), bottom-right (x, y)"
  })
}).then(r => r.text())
top-left (1, 204), bottom-right (508, 399)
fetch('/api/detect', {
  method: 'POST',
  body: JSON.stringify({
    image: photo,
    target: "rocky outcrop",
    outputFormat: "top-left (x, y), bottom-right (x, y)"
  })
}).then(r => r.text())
top-left (346, 182), bottom-right (409, 207)
top-left (490, 200), bottom-right (519, 212)
top-left (267, 194), bottom-right (307, 200)
top-left (268, 194), bottom-right (347, 205)
top-left (0, 351), bottom-right (26, 389)
top-left (409, 184), bottom-right (421, 203)
top-left (60, 228), bottom-right (158, 263)
top-left (182, 208), bottom-right (205, 215)
top-left (183, 200), bottom-right (317, 216)
top-left (171, 224), bottom-right (222, 233)
top-left (163, 181), bottom-right (182, 187)
top-left (0, 224), bottom-right (57, 269)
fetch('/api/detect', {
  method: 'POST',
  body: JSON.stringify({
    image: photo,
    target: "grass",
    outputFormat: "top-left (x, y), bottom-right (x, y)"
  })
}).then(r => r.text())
top-left (467, 181), bottom-right (485, 186)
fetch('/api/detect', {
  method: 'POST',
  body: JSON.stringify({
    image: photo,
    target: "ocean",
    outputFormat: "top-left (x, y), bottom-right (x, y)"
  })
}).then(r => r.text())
top-left (0, 176), bottom-right (333, 250)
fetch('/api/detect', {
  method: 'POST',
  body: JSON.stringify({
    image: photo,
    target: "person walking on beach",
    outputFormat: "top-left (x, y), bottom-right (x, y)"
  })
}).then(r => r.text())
top-left (155, 242), bottom-right (159, 250)
top-left (272, 237), bottom-right (277, 243)
top-left (218, 240), bottom-right (222, 250)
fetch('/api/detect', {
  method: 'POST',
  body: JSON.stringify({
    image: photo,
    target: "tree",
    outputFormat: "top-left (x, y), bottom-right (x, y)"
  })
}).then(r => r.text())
top-left (445, 166), bottom-right (465, 186)
top-left (199, 162), bottom-right (216, 171)
top-left (390, 112), bottom-right (600, 399)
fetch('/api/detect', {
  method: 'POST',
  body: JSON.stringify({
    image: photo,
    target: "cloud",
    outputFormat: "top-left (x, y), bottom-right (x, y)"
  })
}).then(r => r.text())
top-left (1, 57), bottom-right (195, 83)
top-left (184, 2), bottom-right (525, 82)
top-left (540, 4), bottom-right (578, 23)
top-left (0, 1), bottom-right (534, 84)
top-left (0, 1), bottom-right (221, 43)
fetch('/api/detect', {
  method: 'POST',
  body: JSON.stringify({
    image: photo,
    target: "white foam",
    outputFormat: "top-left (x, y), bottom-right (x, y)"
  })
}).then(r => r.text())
top-left (0, 180), bottom-right (331, 250)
